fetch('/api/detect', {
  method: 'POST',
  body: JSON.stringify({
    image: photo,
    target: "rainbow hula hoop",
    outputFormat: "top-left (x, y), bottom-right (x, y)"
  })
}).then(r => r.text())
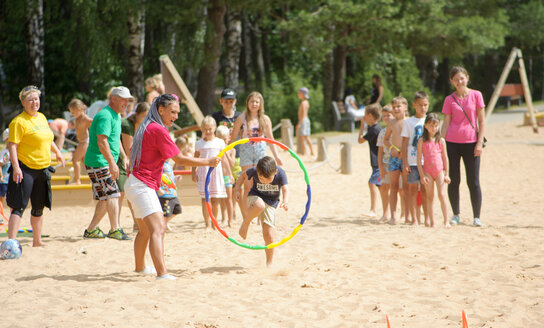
top-left (204, 137), bottom-right (311, 250)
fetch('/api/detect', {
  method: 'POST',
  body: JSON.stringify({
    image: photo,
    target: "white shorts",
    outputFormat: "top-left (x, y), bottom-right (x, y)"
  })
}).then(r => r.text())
top-left (124, 175), bottom-right (162, 219)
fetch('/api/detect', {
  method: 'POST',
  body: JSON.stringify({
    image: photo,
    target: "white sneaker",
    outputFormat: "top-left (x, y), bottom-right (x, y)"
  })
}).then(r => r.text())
top-left (135, 266), bottom-right (157, 275)
top-left (156, 274), bottom-right (177, 281)
top-left (450, 215), bottom-right (461, 225)
top-left (473, 218), bottom-right (483, 227)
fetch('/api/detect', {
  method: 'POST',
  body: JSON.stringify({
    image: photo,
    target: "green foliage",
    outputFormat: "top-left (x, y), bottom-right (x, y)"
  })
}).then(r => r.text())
top-left (508, 0), bottom-right (544, 49)
top-left (0, 0), bottom-right (542, 130)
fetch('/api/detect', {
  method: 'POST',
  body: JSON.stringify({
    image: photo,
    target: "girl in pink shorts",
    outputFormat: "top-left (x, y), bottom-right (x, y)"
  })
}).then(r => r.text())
top-left (416, 113), bottom-right (451, 228)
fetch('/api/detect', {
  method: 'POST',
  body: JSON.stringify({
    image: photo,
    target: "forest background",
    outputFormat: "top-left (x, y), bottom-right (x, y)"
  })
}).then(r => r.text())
top-left (0, 0), bottom-right (543, 132)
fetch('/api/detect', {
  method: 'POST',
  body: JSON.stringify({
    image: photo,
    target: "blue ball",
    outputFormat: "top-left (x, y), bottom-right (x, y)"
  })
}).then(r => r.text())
top-left (0, 239), bottom-right (22, 260)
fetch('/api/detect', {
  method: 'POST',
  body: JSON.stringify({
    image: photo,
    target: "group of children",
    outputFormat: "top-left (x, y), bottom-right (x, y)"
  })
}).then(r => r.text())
top-left (359, 92), bottom-right (451, 228)
top-left (189, 90), bottom-right (289, 266)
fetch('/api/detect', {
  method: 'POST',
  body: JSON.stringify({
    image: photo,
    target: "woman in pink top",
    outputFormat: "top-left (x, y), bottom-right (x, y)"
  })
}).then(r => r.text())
top-left (125, 94), bottom-right (220, 280)
top-left (441, 66), bottom-right (486, 227)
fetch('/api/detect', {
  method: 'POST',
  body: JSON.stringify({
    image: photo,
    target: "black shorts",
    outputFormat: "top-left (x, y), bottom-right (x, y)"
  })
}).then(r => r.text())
top-left (7, 162), bottom-right (52, 216)
top-left (159, 197), bottom-right (182, 217)
top-left (0, 183), bottom-right (8, 197)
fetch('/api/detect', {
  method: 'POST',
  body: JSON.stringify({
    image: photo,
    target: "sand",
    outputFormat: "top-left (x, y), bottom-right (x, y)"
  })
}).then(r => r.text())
top-left (1, 112), bottom-right (543, 327)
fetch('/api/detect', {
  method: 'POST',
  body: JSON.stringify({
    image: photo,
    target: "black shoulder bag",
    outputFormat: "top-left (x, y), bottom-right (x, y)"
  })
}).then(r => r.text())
top-left (451, 93), bottom-right (487, 147)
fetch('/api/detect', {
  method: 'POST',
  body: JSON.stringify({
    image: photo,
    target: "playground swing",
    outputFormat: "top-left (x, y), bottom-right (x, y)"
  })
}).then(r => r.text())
top-left (486, 47), bottom-right (539, 133)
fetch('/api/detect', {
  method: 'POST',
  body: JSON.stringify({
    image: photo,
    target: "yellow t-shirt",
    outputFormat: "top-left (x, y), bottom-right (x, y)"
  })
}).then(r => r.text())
top-left (8, 111), bottom-right (54, 169)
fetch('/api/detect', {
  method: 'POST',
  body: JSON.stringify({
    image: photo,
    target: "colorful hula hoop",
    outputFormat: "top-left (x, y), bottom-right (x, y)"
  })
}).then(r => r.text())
top-left (204, 137), bottom-right (311, 250)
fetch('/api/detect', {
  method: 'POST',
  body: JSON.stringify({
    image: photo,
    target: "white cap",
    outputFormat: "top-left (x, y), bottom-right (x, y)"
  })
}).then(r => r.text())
top-left (110, 86), bottom-right (133, 99)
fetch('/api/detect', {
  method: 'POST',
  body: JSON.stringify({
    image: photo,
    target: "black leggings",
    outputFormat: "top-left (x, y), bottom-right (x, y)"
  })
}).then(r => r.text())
top-left (446, 142), bottom-right (482, 218)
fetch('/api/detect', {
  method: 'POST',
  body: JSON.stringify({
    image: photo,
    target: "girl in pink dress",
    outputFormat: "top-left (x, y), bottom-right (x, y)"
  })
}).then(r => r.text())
top-left (193, 116), bottom-right (226, 230)
top-left (416, 113), bottom-right (451, 228)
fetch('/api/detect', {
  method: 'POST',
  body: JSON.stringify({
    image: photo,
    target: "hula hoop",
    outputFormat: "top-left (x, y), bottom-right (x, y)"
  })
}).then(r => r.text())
top-left (204, 137), bottom-right (311, 250)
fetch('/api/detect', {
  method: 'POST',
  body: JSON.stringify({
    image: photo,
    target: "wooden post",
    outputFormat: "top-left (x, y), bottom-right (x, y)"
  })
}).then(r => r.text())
top-left (486, 48), bottom-right (518, 121)
top-left (280, 119), bottom-right (294, 149)
top-left (340, 142), bottom-right (351, 174)
top-left (160, 55), bottom-right (205, 126)
top-left (296, 127), bottom-right (302, 155)
top-left (317, 137), bottom-right (327, 161)
top-left (516, 49), bottom-right (539, 133)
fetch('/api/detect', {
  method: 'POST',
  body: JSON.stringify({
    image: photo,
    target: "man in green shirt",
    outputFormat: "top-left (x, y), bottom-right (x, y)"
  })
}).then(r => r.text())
top-left (83, 86), bottom-right (132, 240)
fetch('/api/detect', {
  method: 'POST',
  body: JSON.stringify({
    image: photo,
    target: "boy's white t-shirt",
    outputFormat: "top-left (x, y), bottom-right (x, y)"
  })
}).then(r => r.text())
top-left (401, 116), bottom-right (425, 166)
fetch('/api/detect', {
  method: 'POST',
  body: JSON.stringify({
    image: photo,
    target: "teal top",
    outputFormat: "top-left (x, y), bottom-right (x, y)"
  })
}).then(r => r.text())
top-left (85, 105), bottom-right (121, 167)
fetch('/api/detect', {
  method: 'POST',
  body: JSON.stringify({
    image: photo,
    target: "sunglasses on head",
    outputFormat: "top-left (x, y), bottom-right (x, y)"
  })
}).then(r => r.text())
top-left (23, 85), bottom-right (39, 92)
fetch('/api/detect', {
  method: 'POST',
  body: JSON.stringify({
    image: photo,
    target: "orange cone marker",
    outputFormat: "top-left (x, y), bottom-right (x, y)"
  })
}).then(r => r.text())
top-left (462, 310), bottom-right (469, 328)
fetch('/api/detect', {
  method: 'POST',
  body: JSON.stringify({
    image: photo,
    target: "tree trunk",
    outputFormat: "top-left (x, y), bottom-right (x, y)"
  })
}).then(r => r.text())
top-left (332, 44), bottom-right (347, 101)
top-left (541, 56), bottom-right (544, 101)
top-left (250, 17), bottom-right (265, 92)
top-left (196, 0), bottom-right (226, 115)
top-left (26, 0), bottom-right (44, 93)
top-left (224, 9), bottom-right (242, 90)
top-left (241, 14), bottom-right (254, 91)
top-left (322, 50), bottom-right (334, 130)
top-left (127, 5), bottom-right (145, 102)
top-left (261, 27), bottom-right (271, 87)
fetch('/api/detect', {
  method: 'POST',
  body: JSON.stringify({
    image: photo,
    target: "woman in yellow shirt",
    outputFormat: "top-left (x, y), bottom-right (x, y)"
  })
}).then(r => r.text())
top-left (6, 86), bottom-right (65, 246)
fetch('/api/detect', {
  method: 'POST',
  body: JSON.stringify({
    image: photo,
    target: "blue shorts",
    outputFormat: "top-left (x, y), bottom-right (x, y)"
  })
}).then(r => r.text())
top-left (406, 165), bottom-right (420, 184)
top-left (223, 175), bottom-right (232, 188)
top-left (388, 156), bottom-right (403, 172)
top-left (0, 183), bottom-right (8, 197)
top-left (239, 141), bottom-right (267, 167)
top-left (369, 167), bottom-right (382, 186)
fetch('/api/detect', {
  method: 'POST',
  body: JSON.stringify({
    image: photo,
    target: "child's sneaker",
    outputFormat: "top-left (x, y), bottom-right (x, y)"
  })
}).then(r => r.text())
top-left (107, 228), bottom-right (132, 240)
top-left (83, 227), bottom-right (106, 239)
top-left (473, 218), bottom-right (483, 227)
top-left (450, 215), bottom-right (461, 225)
top-left (156, 274), bottom-right (177, 281)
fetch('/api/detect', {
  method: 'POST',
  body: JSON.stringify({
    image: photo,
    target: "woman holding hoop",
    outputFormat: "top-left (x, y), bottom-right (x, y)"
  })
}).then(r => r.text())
top-left (125, 94), bottom-right (220, 280)
top-left (441, 66), bottom-right (486, 227)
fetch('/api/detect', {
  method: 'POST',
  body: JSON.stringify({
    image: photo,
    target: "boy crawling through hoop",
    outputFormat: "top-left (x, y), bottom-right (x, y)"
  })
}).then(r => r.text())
top-left (235, 156), bottom-right (289, 266)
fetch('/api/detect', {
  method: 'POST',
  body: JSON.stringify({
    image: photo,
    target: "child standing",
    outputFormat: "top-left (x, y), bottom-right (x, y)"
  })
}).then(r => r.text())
top-left (296, 87), bottom-right (314, 156)
top-left (216, 125), bottom-right (236, 227)
top-left (193, 116), bottom-right (227, 230)
top-left (401, 92), bottom-right (429, 225)
top-left (158, 160), bottom-right (182, 231)
top-left (68, 99), bottom-right (93, 184)
top-left (357, 104), bottom-right (382, 217)
top-left (417, 113), bottom-right (451, 228)
top-left (0, 129), bottom-right (10, 222)
top-left (173, 135), bottom-right (194, 171)
top-left (376, 105), bottom-right (393, 222)
top-left (236, 156), bottom-right (288, 266)
top-left (383, 96), bottom-right (408, 224)
top-left (230, 91), bottom-right (283, 222)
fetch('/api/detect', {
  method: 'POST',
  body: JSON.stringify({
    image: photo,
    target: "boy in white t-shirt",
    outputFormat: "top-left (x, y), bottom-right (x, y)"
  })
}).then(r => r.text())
top-left (401, 91), bottom-right (429, 225)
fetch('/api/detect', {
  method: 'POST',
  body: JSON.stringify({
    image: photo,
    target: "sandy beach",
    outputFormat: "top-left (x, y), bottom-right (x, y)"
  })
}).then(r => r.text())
top-left (1, 110), bottom-right (543, 327)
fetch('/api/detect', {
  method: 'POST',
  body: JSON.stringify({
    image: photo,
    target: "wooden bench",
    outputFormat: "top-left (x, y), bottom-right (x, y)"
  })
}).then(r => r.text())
top-left (50, 175), bottom-right (90, 185)
top-left (51, 183), bottom-right (94, 206)
top-left (499, 84), bottom-right (523, 108)
top-left (49, 170), bottom-right (201, 207)
top-left (331, 101), bottom-right (355, 132)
